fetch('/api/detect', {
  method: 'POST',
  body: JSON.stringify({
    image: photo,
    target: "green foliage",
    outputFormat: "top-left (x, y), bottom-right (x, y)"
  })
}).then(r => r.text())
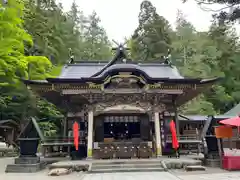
top-left (130, 5), bottom-right (240, 115)
top-left (0, 0), bottom-right (58, 143)
top-left (2, 0), bottom-right (240, 143)
top-left (23, 0), bottom-right (112, 63)
top-left (130, 0), bottom-right (172, 61)
top-left (47, 65), bottom-right (63, 78)
top-left (180, 96), bottom-right (216, 115)
top-left (0, 0), bottom-right (30, 84)
top-left (174, 12), bottom-right (240, 114)
top-left (184, 0), bottom-right (240, 22)
top-left (81, 11), bottom-right (112, 60)
top-left (0, 0), bottom-right (113, 143)
top-left (36, 98), bottom-right (63, 137)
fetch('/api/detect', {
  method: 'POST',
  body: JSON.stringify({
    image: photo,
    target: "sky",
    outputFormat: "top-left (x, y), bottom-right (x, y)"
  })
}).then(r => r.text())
top-left (59, 0), bottom-right (225, 42)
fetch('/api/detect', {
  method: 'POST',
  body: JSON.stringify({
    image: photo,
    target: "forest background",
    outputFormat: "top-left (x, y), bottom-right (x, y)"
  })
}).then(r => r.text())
top-left (1, 0), bottom-right (239, 143)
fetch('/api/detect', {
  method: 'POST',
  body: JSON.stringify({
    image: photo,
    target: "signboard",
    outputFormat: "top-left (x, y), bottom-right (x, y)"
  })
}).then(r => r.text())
top-left (215, 126), bottom-right (233, 138)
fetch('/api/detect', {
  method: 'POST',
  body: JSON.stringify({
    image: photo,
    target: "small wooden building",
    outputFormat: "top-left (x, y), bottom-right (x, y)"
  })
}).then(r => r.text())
top-left (23, 45), bottom-right (219, 159)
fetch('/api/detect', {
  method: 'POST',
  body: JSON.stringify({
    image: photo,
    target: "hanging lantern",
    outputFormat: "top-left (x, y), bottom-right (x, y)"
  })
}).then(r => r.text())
top-left (73, 121), bottom-right (79, 150)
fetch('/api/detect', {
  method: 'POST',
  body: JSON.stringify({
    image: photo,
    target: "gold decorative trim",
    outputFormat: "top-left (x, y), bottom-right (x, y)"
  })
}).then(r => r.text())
top-left (147, 83), bottom-right (195, 89)
top-left (103, 74), bottom-right (147, 85)
top-left (27, 79), bottom-right (207, 94)
top-left (87, 82), bottom-right (102, 89)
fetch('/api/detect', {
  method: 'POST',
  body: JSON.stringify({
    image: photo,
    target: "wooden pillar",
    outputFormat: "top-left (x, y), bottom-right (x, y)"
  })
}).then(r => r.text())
top-left (154, 112), bottom-right (162, 157)
top-left (87, 110), bottom-right (94, 158)
top-left (63, 117), bottom-right (67, 137)
top-left (174, 105), bottom-right (180, 137)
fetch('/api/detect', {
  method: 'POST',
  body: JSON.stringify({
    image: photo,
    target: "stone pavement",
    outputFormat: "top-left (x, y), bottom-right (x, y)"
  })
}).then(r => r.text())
top-left (1, 169), bottom-right (240, 180)
top-left (1, 170), bottom-right (85, 180)
top-left (82, 172), bottom-right (179, 180)
top-left (81, 172), bottom-right (240, 180)
top-left (177, 172), bottom-right (240, 180)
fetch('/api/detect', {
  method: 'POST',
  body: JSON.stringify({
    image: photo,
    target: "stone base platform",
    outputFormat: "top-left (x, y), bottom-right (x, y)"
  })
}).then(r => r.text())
top-left (48, 157), bottom-right (202, 173)
top-left (5, 157), bottom-right (47, 173)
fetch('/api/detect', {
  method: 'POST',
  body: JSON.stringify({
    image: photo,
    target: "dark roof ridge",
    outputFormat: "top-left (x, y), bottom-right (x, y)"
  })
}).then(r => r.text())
top-left (71, 60), bottom-right (171, 64)
top-left (72, 60), bottom-right (111, 63)
top-left (90, 45), bottom-right (127, 77)
top-left (64, 62), bottom-right (174, 67)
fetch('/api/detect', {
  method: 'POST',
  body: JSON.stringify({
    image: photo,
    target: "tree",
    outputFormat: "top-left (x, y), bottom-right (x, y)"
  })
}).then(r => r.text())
top-left (0, 0), bottom-right (58, 145)
top-left (23, 0), bottom-right (67, 64)
top-left (171, 12), bottom-right (217, 115)
top-left (172, 12), bottom-right (240, 115)
top-left (171, 10), bottom-right (196, 66)
top-left (204, 20), bottom-right (240, 113)
top-left (62, 1), bottom-right (85, 61)
top-left (183, 0), bottom-right (240, 22)
top-left (0, 0), bottom-right (51, 84)
top-left (81, 11), bottom-right (112, 60)
top-left (130, 0), bottom-right (172, 61)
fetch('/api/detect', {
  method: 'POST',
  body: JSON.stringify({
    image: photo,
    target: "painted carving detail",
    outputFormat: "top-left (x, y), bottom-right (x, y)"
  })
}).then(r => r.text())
top-left (90, 94), bottom-right (166, 113)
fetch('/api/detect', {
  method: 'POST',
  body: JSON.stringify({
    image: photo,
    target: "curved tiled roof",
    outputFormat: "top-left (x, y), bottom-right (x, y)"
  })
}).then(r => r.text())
top-left (58, 63), bottom-right (184, 79)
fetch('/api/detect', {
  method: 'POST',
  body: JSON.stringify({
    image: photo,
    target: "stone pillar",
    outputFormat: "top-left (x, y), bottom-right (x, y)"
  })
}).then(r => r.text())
top-left (154, 112), bottom-right (162, 157)
top-left (87, 110), bottom-right (94, 158)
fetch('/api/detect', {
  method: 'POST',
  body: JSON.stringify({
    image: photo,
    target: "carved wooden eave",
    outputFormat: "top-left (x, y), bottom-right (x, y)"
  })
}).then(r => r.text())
top-left (61, 88), bottom-right (184, 95)
top-left (24, 71), bottom-right (204, 93)
top-left (31, 83), bottom-right (195, 94)
top-left (80, 93), bottom-right (167, 104)
top-left (175, 78), bottom-right (221, 106)
top-left (26, 81), bottom-right (195, 96)
top-left (23, 77), bottom-right (220, 112)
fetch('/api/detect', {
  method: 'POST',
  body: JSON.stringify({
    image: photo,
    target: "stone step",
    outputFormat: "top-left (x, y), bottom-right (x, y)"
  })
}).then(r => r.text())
top-left (93, 160), bottom-right (161, 166)
top-left (5, 162), bottom-right (47, 173)
top-left (89, 167), bottom-right (165, 173)
top-left (15, 157), bottom-right (40, 164)
top-left (205, 159), bottom-right (220, 167)
top-left (91, 163), bottom-right (162, 170)
top-left (184, 165), bottom-right (206, 171)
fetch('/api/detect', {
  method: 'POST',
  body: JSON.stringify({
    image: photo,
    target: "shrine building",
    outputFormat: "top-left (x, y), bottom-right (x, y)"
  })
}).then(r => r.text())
top-left (23, 45), bottom-right (220, 159)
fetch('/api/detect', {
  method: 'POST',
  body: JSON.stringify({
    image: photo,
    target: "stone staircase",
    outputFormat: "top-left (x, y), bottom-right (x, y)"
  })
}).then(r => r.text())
top-left (89, 159), bottom-right (165, 173)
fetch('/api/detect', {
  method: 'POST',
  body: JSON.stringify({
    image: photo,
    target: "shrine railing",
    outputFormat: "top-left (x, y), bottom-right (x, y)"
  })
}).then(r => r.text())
top-left (166, 135), bottom-right (201, 142)
top-left (41, 137), bottom-right (86, 146)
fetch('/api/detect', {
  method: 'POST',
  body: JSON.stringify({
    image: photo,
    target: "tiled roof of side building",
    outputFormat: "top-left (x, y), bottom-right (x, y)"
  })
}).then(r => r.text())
top-left (58, 62), bottom-right (184, 79)
top-left (224, 103), bottom-right (240, 116)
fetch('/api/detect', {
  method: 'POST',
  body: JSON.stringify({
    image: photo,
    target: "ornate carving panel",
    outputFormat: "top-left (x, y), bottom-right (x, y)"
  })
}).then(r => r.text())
top-left (60, 92), bottom-right (169, 114)
top-left (104, 73), bottom-right (146, 89)
top-left (107, 79), bottom-right (141, 89)
top-left (88, 93), bottom-right (167, 114)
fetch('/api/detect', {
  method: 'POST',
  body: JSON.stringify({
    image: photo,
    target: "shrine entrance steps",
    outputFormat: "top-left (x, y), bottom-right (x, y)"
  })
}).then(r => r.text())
top-left (89, 159), bottom-right (165, 173)
top-left (48, 157), bottom-right (203, 173)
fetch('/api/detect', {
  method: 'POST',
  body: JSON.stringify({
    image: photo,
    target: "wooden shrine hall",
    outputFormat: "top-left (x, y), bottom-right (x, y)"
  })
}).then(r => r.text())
top-left (23, 45), bottom-right (220, 159)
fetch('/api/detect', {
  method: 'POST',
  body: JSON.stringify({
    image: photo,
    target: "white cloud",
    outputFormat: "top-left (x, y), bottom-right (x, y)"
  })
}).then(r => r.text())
top-left (58, 0), bottom-right (236, 42)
